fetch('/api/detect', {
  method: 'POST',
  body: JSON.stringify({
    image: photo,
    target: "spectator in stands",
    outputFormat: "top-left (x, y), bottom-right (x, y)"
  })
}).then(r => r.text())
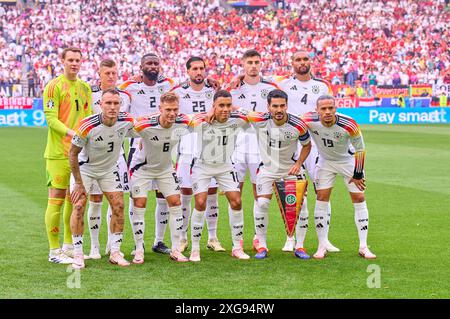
top-left (0, 0), bottom-right (447, 98)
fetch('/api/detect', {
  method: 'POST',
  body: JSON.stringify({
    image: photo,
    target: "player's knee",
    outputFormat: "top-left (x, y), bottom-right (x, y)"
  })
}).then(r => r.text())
top-left (114, 200), bottom-right (125, 212)
top-left (166, 195), bottom-right (181, 207)
top-left (133, 198), bottom-right (146, 209)
top-left (90, 194), bottom-right (102, 202)
top-left (229, 197), bottom-right (242, 210)
top-left (257, 197), bottom-right (270, 210)
top-left (316, 191), bottom-right (330, 202)
top-left (195, 199), bottom-right (207, 211)
top-left (73, 200), bottom-right (86, 212)
top-left (351, 193), bottom-right (365, 203)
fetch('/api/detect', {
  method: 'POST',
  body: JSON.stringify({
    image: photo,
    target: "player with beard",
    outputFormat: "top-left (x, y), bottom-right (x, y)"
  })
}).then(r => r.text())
top-left (171, 57), bottom-right (223, 253)
top-left (274, 51), bottom-right (339, 257)
top-left (119, 54), bottom-right (175, 256)
top-left (229, 51), bottom-right (337, 258)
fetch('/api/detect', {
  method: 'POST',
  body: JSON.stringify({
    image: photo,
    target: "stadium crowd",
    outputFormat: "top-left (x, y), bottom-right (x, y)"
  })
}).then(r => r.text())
top-left (0, 0), bottom-right (449, 97)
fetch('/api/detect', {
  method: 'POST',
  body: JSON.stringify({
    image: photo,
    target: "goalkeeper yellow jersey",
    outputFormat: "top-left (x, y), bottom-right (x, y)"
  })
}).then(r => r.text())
top-left (43, 74), bottom-right (92, 159)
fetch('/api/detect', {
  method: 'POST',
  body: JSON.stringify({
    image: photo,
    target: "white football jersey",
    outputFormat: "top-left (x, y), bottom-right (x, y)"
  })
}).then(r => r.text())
top-left (246, 111), bottom-right (311, 174)
top-left (192, 111), bottom-right (249, 164)
top-left (72, 112), bottom-right (136, 177)
top-left (275, 76), bottom-right (332, 116)
top-left (230, 79), bottom-right (279, 155)
top-left (133, 114), bottom-right (192, 173)
top-left (302, 112), bottom-right (365, 178)
top-left (91, 84), bottom-right (132, 114)
top-left (118, 76), bottom-right (175, 118)
top-left (172, 82), bottom-right (215, 156)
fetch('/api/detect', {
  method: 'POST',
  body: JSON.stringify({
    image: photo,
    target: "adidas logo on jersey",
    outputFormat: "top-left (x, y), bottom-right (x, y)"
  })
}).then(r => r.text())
top-left (238, 94), bottom-right (246, 99)
top-left (290, 85), bottom-right (297, 90)
top-left (183, 93), bottom-right (191, 99)
top-left (313, 130), bottom-right (319, 135)
top-left (150, 136), bottom-right (159, 141)
top-left (95, 136), bottom-right (104, 141)
top-left (137, 90), bottom-right (145, 94)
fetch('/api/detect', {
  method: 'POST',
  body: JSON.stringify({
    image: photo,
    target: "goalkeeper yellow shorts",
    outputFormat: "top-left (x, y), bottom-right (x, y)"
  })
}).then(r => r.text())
top-left (46, 159), bottom-right (71, 189)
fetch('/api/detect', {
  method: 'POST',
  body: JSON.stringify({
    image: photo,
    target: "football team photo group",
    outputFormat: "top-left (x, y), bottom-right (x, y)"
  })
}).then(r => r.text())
top-left (1, 0), bottom-right (449, 302)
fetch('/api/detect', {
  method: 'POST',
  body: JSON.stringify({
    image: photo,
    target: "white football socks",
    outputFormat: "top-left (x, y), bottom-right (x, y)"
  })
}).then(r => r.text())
top-left (254, 197), bottom-right (270, 249)
top-left (131, 206), bottom-right (146, 251)
top-left (229, 206), bottom-right (244, 250)
top-left (87, 201), bottom-right (102, 251)
top-left (154, 198), bottom-right (169, 244)
top-left (354, 201), bottom-right (369, 249)
top-left (314, 200), bottom-right (329, 247)
top-left (168, 205), bottom-right (183, 251)
top-left (191, 209), bottom-right (206, 251)
top-left (206, 194), bottom-right (219, 240)
top-left (295, 198), bottom-right (309, 249)
top-left (181, 194), bottom-right (192, 241)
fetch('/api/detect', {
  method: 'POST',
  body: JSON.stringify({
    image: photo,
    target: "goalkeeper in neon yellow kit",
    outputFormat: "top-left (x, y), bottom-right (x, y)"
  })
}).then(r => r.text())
top-left (43, 47), bottom-right (92, 264)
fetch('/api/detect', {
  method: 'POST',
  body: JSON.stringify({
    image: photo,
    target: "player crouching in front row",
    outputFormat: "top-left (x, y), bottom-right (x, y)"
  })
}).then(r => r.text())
top-left (69, 89), bottom-right (136, 269)
top-left (302, 95), bottom-right (376, 260)
top-left (189, 90), bottom-right (251, 261)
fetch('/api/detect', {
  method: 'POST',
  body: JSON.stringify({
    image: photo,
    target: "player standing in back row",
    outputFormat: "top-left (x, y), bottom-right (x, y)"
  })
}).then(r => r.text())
top-left (172, 56), bottom-right (224, 253)
top-left (229, 49), bottom-right (280, 252)
top-left (275, 51), bottom-right (339, 255)
top-left (302, 95), bottom-right (376, 260)
top-left (119, 53), bottom-right (175, 255)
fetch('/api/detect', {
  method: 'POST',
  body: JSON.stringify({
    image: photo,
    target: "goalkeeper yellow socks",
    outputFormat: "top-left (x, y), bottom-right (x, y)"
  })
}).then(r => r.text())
top-left (63, 197), bottom-right (73, 245)
top-left (45, 197), bottom-right (64, 249)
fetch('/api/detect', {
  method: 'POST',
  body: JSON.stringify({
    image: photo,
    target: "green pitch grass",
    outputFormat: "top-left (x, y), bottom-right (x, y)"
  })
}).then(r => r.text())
top-left (0, 125), bottom-right (449, 298)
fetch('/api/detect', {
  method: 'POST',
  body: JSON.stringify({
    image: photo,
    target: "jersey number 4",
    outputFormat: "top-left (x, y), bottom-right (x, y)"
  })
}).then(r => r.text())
top-left (300, 94), bottom-right (308, 104)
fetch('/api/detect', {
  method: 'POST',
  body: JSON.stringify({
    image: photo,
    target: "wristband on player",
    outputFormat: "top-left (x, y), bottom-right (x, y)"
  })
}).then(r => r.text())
top-left (352, 172), bottom-right (364, 180)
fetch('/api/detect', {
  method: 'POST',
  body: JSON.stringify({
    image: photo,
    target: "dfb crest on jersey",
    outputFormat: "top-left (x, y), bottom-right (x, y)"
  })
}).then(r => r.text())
top-left (334, 131), bottom-right (343, 140)
top-left (205, 91), bottom-right (213, 100)
top-left (261, 89), bottom-right (269, 100)
top-left (284, 130), bottom-right (294, 140)
top-left (47, 99), bottom-right (55, 109)
top-left (117, 129), bottom-right (125, 138)
top-left (158, 86), bottom-right (165, 94)
top-left (312, 85), bottom-right (320, 94)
